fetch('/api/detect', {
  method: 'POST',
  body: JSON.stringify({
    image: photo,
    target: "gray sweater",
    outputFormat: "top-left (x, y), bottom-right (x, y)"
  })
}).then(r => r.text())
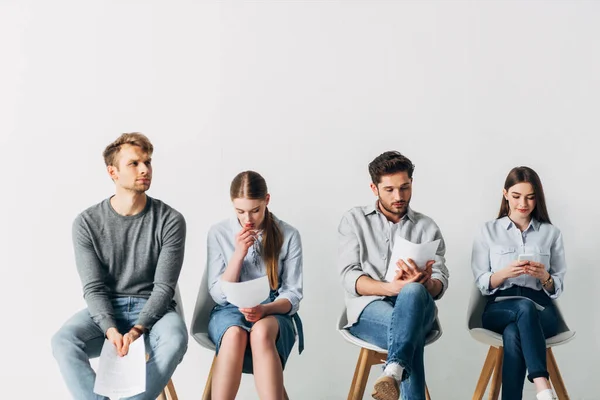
top-left (72, 196), bottom-right (186, 333)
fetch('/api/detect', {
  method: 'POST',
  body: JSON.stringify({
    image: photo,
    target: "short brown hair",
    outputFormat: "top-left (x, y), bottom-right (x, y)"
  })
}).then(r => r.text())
top-left (102, 133), bottom-right (154, 167)
top-left (368, 151), bottom-right (415, 184)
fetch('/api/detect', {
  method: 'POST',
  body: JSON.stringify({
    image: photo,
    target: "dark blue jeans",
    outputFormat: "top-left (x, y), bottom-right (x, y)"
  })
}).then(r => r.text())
top-left (482, 297), bottom-right (558, 400)
top-left (349, 283), bottom-right (436, 400)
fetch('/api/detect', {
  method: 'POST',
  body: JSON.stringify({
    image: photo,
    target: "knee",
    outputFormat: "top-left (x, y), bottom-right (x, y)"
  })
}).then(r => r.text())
top-left (249, 320), bottom-right (277, 349)
top-left (51, 326), bottom-right (76, 359)
top-left (515, 300), bottom-right (538, 319)
top-left (221, 326), bottom-right (248, 348)
top-left (398, 282), bottom-right (428, 301)
top-left (159, 325), bottom-right (189, 359)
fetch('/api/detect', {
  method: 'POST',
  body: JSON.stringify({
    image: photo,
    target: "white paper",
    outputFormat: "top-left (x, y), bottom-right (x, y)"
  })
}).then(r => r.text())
top-left (94, 335), bottom-right (146, 399)
top-left (494, 296), bottom-right (545, 311)
top-left (222, 275), bottom-right (270, 308)
top-left (384, 237), bottom-right (441, 282)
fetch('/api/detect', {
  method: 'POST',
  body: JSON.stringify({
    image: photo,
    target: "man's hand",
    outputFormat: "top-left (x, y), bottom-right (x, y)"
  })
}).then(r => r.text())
top-left (239, 304), bottom-right (266, 323)
top-left (105, 327), bottom-right (125, 357)
top-left (121, 325), bottom-right (144, 356)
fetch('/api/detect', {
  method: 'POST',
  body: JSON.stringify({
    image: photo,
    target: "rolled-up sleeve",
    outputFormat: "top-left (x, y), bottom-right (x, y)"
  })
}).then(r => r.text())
top-left (545, 232), bottom-right (566, 299)
top-left (207, 228), bottom-right (228, 305)
top-left (471, 225), bottom-right (498, 296)
top-left (430, 227), bottom-right (449, 300)
top-left (338, 215), bottom-right (365, 297)
top-left (277, 230), bottom-right (303, 315)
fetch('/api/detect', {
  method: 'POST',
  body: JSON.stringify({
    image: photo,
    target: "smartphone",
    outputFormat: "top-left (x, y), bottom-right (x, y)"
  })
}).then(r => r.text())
top-left (518, 253), bottom-right (535, 262)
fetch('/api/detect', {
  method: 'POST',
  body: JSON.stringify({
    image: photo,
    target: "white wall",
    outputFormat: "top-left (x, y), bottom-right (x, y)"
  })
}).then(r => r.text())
top-left (1, 1), bottom-right (599, 399)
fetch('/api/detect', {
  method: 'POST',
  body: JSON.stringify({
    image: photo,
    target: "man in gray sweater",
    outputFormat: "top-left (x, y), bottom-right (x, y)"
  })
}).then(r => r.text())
top-left (51, 133), bottom-right (188, 400)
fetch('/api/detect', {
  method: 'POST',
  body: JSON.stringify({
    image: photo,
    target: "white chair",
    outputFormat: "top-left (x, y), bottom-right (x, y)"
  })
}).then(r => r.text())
top-left (190, 270), bottom-right (290, 400)
top-left (337, 307), bottom-right (442, 400)
top-left (467, 285), bottom-right (576, 400)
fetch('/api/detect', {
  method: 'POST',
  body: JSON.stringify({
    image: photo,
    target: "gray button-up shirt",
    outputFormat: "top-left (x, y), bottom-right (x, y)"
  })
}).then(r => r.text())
top-left (338, 203), bottom-right (449, 327)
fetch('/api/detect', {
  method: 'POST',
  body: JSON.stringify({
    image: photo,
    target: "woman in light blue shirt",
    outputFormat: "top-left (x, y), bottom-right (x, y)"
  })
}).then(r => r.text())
top-left (471, 166), bottom-right (566, 400)
top-left (207, 170), bottom-right (303, 399)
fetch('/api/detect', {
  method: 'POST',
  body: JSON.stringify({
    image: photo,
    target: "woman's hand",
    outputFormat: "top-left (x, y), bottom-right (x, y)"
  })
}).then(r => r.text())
top-left (498, 260), bottom-right (528, 281)
top-left (239, 304), bottom-right (266, 323)
top-left (233, 224), bottom-right (256, 260)
top-left (523, 261), bottom-right (550, 282)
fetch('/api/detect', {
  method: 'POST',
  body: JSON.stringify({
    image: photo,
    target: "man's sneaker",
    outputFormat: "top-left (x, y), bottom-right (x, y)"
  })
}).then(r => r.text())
top-left (536, 389), bottom-right (558, 400)
top-left (372, 375), bottom-right (400, 400)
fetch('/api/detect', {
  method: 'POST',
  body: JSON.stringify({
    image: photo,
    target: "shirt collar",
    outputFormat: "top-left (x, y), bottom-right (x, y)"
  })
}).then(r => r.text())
top-left (502, 216), bottom-right (539, 232)
top-left (366, 201), bottom-right (415, 223)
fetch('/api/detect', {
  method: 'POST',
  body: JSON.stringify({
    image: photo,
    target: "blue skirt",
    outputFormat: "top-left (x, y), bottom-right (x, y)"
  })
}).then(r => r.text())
top-left (208, 303), bottom-right (298, 373)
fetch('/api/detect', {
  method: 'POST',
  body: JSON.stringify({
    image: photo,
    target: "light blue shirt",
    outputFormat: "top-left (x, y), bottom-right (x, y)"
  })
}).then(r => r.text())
top-left (338, 203), bottom-right (449, 327)
top-left (207, 215), bottom-right (303, 315)
top-left (471, 216), bottom-right (566, 299)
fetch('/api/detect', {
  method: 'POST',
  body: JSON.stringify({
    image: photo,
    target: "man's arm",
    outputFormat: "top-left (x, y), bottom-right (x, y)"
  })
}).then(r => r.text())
top-left (136, 212), bottom-right (186, 330)
top-left (428, 224), bottom-right (449, 299)
top-left (73, 216), bottom-right (117, 334)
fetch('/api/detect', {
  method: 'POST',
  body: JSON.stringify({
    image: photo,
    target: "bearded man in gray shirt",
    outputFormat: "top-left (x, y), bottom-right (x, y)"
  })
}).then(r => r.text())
top-left (338, 151), bottom-right (449, 400)
top-left (51, 133), bottom-right (188, 400)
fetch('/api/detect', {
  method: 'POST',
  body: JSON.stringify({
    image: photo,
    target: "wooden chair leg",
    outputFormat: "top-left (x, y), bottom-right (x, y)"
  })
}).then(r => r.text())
top-left (547, 348), bottom-right (570, 400)
top-left (488, 347), bottom-right (503, 400)
top-left (472, 346), bottom-right (499, 400)
top-left (156, 390), bottom-right (167, 400)
top-left (202, 355), bottom-right (217, 400)
top-left (425, 383), bottom-right (431, 400)
top-left (165, 379), bottom-right (178, 400)
top-left (348, 348), bottom-right (373, 400)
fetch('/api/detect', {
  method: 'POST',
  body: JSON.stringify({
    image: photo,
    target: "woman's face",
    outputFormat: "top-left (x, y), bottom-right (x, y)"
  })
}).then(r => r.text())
top-left (232, 195), bottom-right (270, 229)
top-left (504, 182), bottom-right (536, 220)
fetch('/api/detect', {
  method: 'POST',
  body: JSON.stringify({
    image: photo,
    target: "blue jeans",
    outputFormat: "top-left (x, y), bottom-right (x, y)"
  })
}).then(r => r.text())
top-left (482, 298), bottom-right (558, 400)
top-left (51, 297), bottom-right (188, 400)
top-left (349, 283), bottom-right (436, 400)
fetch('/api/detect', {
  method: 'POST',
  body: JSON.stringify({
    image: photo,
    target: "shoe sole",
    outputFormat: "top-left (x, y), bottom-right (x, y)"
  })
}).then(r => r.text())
top-left (372, 379), bottom-right (399, 400)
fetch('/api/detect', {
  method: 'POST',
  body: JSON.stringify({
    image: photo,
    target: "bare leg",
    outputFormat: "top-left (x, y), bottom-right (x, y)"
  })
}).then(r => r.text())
top-left (250, 316), bottom-right (284, 400)
top-left (212, 327), bottom-right (248, 400)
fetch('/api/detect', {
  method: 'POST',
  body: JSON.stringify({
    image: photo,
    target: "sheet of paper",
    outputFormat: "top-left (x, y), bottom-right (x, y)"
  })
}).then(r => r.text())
top-left (384, 237), bottom-right (441, 282)
top-left (222, 275), bottom-right (270, 308)
top-left (494, 296), bottom-right (545, 311)
top-left (93, 335), bottom-right (146, 399)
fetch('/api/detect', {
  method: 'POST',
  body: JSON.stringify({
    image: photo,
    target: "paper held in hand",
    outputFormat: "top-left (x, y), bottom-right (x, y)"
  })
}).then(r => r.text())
top-left (221, 275), bottom-right (270, 308)
top-left (384, 237), bottom-right (441, 282)
top-left (93, 334), bottom-right (146, 399)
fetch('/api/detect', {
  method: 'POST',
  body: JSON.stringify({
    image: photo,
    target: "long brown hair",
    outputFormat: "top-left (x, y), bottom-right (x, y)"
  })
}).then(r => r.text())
top-left (497, 166), bottom-right (552, 224)
top-left (230, 171), bottom-right (283, 290)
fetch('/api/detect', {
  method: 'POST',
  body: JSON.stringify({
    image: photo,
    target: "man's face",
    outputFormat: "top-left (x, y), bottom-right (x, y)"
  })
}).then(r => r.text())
top-left (108, 144), bottom-right (152, 193)
top-left (370, 171), bottom-right (412, 217)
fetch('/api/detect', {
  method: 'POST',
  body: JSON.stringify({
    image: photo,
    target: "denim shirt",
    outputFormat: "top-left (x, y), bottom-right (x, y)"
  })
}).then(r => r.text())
top-left (471, 217), bottom-right (567, 299)
top-left (338, 203), bottom-right (449, 327)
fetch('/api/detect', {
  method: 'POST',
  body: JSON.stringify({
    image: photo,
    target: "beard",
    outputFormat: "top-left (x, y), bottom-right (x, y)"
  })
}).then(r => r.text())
top-left (379, 197), bottom-right (410, 216)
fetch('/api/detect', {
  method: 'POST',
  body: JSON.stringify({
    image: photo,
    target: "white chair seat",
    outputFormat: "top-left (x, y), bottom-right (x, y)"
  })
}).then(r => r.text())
top-left (339, 326), bottom-right (442, 354)
top-left (469, 327), bottom-right (576, 348)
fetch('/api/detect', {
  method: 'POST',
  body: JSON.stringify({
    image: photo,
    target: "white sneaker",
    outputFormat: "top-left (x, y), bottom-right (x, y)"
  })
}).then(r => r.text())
top-left (536, 388), bottom-right (557, 400)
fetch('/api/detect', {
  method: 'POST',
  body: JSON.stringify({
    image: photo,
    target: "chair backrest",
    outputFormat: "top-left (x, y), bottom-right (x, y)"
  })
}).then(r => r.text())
top-left (190, 268), bottom-right (217, 349)
top-left (466, 284), bottom-right (571, 335)
top-left (467, 285), bottom-right (487, 330)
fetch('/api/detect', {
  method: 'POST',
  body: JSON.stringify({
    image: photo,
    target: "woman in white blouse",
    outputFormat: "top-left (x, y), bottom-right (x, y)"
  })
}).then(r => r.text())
top-left (206, 170), bottom-right (304, 400)
top-left (471, 166), bottom-right (566, 400)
